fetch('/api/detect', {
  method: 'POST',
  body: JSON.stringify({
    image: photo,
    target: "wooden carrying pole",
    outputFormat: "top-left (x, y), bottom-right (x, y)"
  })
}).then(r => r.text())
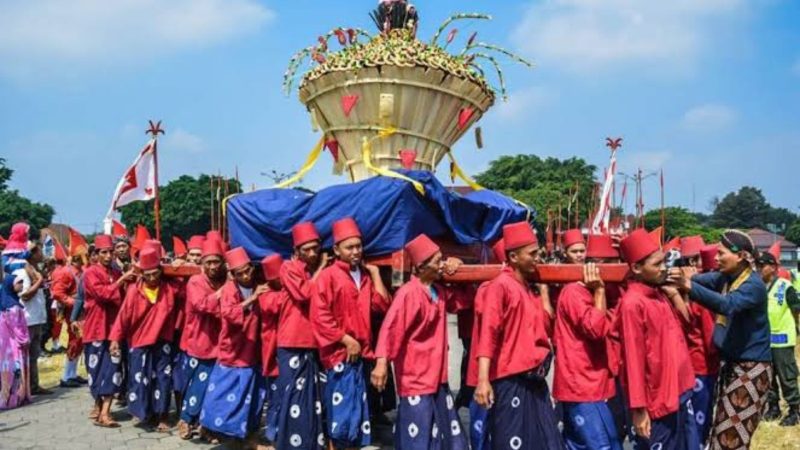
top-left (146, 121), bottom-right (165, 241)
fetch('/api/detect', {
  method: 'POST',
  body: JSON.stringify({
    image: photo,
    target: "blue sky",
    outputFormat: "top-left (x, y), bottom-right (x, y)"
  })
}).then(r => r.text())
top-left (1, 0), bottom-right (798, 233)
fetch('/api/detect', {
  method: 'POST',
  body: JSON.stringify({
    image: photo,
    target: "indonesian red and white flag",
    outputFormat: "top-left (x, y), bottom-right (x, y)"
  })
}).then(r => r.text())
top-left (591, 150), bottom-right (618, 233)
top-left (107, 140), bottom-right (157, 216)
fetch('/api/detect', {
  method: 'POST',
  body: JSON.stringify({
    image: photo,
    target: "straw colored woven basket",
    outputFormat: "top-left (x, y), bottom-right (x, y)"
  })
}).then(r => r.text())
top-left (299, 64), bottom-right (495, 181)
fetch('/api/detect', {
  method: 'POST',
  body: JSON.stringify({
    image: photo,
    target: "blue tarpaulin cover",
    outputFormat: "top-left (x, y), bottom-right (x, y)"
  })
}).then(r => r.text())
top-left (226, 170), bottom-right (533, 260)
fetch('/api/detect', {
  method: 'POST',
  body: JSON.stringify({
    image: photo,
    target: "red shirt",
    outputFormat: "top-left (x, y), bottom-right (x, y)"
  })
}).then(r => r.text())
top-left (82, 264), bottom-right (122, 342)
top-left (619, 281), bottom-right (695, 419)
top-left (217, 280), bottom-right (261, 368)
top-left (51, 264), bottom-right (80, 308)
top-left (180, 274), bottom-right (222, 360)
top-left (259, 289), bottom-right (286, 377)
top-left (466, 281), bottom-right (493, 387)
top-left (553, 282), bottom-right (616, 402)
top-left (476, 267), bottom-right (553, 381)
top-left (109, 281), bottom-right (182, 348)
top-left (278, 259), bottom-right (317, 348)
top-left (686, 302), bottom-right (720, 376)
top-left (375, 277), bottom-right (455, 396)
top-left (311, 261), bottom-right (391, 369)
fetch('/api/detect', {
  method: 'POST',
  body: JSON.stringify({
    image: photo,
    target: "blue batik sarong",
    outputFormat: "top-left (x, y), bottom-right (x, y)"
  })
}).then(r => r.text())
top-left (562, 401), bottom-right (623, 450)
top-left (199, 363), bottom-right (266, 439)
top-left (126, 341), bottom-right (174, 421)
top-left (490, 374), bottom-right (564, 450)
top-left (274, 348), bottom-right (326, 449)
top-left (469, 399), bottom-right (491, 450)
top-left (325, 360), bottom-right (371, 449)
top-left (178, 356), bottom-right (215, 424)
top-left (692, 375), bottom-right (716, 447)
top-left (395, 384), bottom-right (468, 450)
top-left (84, 340), bottom-right (123, 400)
top-left (172, 350), bottom-right (191, 394)
top-left (633, 391), bottom-right (699, 450)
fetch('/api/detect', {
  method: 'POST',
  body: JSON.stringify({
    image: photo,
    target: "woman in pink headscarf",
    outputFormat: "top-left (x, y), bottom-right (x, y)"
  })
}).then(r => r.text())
top-left (0, 272), bottom-right (32, 409)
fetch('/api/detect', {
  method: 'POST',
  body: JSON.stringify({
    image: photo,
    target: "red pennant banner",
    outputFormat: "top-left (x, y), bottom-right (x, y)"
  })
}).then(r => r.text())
top-left (324, 139), bottom-right (340, 162)
top-left (458, 107), bottom-right (474, 129)
top-left (342, 95), bottom-right (359, 117)
top-left (399, 149), bottom-right (417, 169)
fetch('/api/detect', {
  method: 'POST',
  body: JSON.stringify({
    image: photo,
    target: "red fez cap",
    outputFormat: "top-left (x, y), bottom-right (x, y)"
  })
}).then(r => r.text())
top-left (502, 222), bottom-right (538, 251)
top-left (261, 254), bottom-right (284, 281)
top-left (138, 248), bottom-right (161, 271)
top-left (332, 218), bottom-right (362, 244)
top-left (292, 222), bottom-right (320, 248)
top-left (620, 229), bottom-right (660, 265)
top-left (405, 234), bottom-right (440, 266)
top-left (201, 239), bottom-right (224, 259)
top-left (492, 239), bottom-right (506, 263)
top-left (206, 231), bottom-right (228, 251)
top-left (680, 236), bottom-right (705, 257)
top-left (663, 237), bottom-right (681, 252)
top-left (187, 235), bottom-right (206, 251)
top-left (586, 234), bottom-right (619, 259)
top-left (94, 234), bottom-right (113, 251)
top-left (563, 229), bottom-right (585, 249)
top-left (700, 244), bottom-right (719, 272)
top-left (225, 247), bottom-right (251, 270)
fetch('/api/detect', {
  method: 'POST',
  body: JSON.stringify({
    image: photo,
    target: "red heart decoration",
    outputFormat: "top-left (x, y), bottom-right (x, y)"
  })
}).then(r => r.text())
top-left (341, 95), bottom-right (359, 117)
top-left (458, 107), bottom-right (474, 129)
top-left (324, 139), bottom-right (339, 162)
top-left (399, 149), bottom-right (417, 169)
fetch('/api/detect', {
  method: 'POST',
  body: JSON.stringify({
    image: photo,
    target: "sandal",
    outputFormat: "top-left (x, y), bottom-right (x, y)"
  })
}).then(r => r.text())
top-left (93, 415), bottom-right (121, 428)
top-left (156, 421), bottom-right (172, 433)
top-left (88, 406), bottom-right (100, 420)
top-left (199, 427), bottom-right (220, 444)
top-left (177, 420), bottom-right (192, 440)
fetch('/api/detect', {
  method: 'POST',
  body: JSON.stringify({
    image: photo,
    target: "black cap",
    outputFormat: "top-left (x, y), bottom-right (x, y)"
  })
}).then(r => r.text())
top-left (757, 252), bottom-right (778, 266)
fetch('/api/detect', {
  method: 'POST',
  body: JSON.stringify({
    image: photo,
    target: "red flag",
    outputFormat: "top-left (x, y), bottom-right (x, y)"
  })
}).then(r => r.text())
top-left (111, 219), bottom-right (127, 237)
top-left (173, 236), bottom-right (188, 257)
top-left (132, 225), bottom-right (151, 255)
top-left (108, 140), bottom-right (157, 213)
top-left (54, 238), bottom-right (67, 261)
top-left (68, 228), bottom-right (88, 257)
top-left (768, 242), bottom-right (781, 263)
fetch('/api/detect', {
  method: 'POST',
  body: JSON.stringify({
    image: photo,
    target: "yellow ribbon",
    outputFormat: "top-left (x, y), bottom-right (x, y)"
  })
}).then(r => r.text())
top-left (446, 152), bottom-right (484, 191)
top-left (362, 128), bottom-right (425, 194)
top-left (274, 136), bottom-right (326, 189)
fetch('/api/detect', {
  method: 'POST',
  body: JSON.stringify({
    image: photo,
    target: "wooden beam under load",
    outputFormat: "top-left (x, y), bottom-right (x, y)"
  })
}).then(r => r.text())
top-left (163, 263), bottom-right (630, 284)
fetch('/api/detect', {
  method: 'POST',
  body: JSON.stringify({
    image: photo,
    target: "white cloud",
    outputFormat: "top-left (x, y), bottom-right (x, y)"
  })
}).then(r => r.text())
top-left (0, 0), bottom-right (274, 81)
top-left (492, 86), bottom-right (557, 120)
top-left (511, 0), bottom-right (746, 73)
top-left (681, 103), bottom-right (737, 131)
top-left (163, 128), bottom-right (206, 154)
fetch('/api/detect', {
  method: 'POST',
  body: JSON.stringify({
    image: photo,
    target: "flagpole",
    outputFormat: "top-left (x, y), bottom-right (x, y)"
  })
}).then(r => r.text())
top-left (147, 121), bottom-right (165, 241)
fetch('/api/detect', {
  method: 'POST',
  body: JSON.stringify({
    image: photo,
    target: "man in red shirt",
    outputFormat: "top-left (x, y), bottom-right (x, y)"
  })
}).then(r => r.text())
top-left (276, 222), bottom-right (328, 450)
top-left (186, 235), bottom-right (206, 265)
top-left (199, 247), bottom-right (267, 443)
top-left (176, 238), bottom-right (226, 441)
top-left (258, 254), bottom-right (285, 449)
top-left (618, 229), bottom-right (698, 449)
top-left (562, 229), bottom-right (587, 264)
top-left (474, 221), bottom-right (562, 450)
top-left (553, 258), bottom-right (621, 450)
top-left (312, 217), bottom-right (390, 450)
top-left (82, 234), bottom-right (136, 427)
top-left (372, 234), bottom-right (466, 450)
top-left (51, 249), bottom-right (88, 388)
top-left (110, 246), bottom-right (182, 432)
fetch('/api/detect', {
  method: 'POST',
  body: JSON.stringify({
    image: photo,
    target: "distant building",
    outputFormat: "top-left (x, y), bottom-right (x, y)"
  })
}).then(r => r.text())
top-left (748, 228), bottom-right (798, 268)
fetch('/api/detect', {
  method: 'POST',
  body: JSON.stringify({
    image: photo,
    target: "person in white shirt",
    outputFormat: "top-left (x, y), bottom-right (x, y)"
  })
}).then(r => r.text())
top-left (16, 241), bottom-right (53, 395)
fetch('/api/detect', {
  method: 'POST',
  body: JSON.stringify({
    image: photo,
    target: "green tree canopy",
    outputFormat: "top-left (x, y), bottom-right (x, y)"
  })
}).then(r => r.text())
top-left (0, 158), bottom-right (55, 236)
top-left (119, 174), bottom-right (241, 250)
top-left (785, 221), bottom-right (800, 246)
top-left (644, 206), bottom-right (724, 243)
top-left (475, 155), bottom-right (598, 225)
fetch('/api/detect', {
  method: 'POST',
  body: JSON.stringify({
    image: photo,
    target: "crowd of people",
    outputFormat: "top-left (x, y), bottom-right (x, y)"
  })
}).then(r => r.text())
top-left (0, 217), bottom-right (798, 450)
